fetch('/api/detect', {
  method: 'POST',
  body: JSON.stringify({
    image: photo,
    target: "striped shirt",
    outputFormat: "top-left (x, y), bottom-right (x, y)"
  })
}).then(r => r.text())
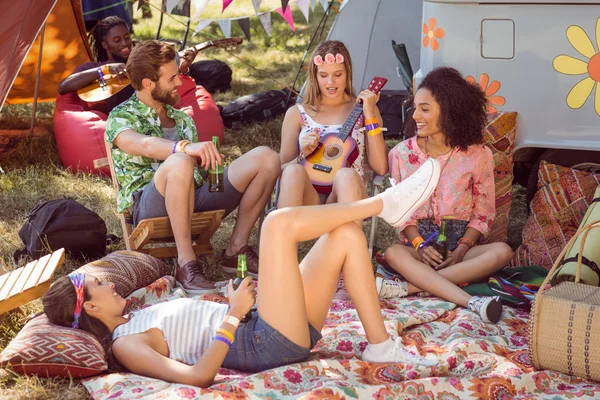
top-left (112, 298), bottom-right (229, 365)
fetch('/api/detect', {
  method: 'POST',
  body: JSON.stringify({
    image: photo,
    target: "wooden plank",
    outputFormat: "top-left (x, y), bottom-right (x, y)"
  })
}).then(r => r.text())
top-left (93, 157), bottom-right (109, 168)
top-left (37, 249), bottom-right (66, 285)
top-left (0, 282), bottom-right (51, 315)
top-left (0, 269), bottom-right (22, 301)
top-left (21, 254), bottom-right (51, 292)
top-left (8, 257), bottom-right (40, 297)
top-left (0, 271), bottom-right (11, 296)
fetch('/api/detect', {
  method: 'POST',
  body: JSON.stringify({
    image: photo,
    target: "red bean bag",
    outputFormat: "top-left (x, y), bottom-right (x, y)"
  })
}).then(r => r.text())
top-left (53, 92), bottom-right (110, 176)
top-left (176, 75), bottom-right (224, 144)
top-left (53, 75), bottom-right (224, 176)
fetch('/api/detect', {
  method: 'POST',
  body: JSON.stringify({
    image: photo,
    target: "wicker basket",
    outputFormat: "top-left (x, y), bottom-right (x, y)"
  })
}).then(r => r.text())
top-left (529, 220), bottom-right (600, 382)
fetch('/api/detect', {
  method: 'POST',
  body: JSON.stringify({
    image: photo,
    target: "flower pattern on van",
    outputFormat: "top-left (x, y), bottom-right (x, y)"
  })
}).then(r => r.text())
top-left (422, 17), bottom-right (445, 51)
top-left (553, 18), bottom-right (600, 116)
top-left (466, 74), bottom-right (506, 113)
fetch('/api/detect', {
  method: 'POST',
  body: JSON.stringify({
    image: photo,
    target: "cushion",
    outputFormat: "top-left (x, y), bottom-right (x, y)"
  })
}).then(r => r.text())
top-left (0, 272), bottom-right (176, 379)
top-left (76, 250), bottom-right (172, 298)
top-left (482, 111), bottom-right (517, 243)
top-left (0, 314), bottom-right (107, 378)
top-left (511, 161), bottom-right (600, 269)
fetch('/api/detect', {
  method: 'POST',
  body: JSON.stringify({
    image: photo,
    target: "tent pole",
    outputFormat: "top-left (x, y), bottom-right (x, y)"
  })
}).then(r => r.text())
top-left (29, 23), bottom-right (46, 140)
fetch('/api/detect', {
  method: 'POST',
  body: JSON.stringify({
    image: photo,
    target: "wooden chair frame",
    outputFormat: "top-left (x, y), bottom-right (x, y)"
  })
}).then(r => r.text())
top-left (105, 141), bottom-right (224, 259)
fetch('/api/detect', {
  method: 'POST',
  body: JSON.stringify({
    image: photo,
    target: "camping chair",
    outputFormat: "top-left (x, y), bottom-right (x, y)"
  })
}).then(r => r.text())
top-left (0, 249), bottom-right (65, 315)
top-left (156, 0), bottom-right (191, 51)
top-left (104, 142), bottom-right (224, 259)
top-left (391, 40), bottom-right (415, 138)
top-left (257, 172), bottom-right (385, 257)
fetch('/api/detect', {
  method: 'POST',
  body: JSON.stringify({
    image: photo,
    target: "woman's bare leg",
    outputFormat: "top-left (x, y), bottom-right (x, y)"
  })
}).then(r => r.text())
top-left (277, 164), bottom-right (321, 208)
top-left (384, 242), bottom-right (513, 307)
top-left (327, 168), bottom-right (368, 225)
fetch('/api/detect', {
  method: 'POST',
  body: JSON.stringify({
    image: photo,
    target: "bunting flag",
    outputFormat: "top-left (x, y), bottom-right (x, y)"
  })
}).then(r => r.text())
top-left (222, 0), bottom-right (234, 13)
top-left (258, 12), bottom-right (272, 36)
top-left (297, 0), bottom-right (309, 22)
top-left (276, 5), bottom-right (295, 32)
top-left (310, 0), bottom-right (317, 11)
top-left (137, 0), bottom-right (145, 11)
top-left (320, 0), bottom-right (328, 11)
top-left (281, 0), bottom-right (290, 12)
top-left (251, 0), bottom-right (262, 14)
top-left (192, 19), bottom-right (212, 36)
top-left (194, 0), bottom-right (210, 18)
top-left (218, 19), bottom-right (232, 38)
top-left (236, 18), bottom-right (251, 40)
top-left (165, 0), bottom-right (189, 16)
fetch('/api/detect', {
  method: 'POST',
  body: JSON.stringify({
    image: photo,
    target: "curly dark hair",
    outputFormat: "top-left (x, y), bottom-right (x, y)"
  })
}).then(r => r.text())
top-left (417, 67), bottom-right (488, 151)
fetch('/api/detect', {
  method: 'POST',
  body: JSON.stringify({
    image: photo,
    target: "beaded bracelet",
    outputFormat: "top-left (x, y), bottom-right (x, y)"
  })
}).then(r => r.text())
top-left (458, 237), bottom-right (476, 248)
top-left (365, 117), bottom-right (378, 125)
top-left (216, 328), bottom-right (235, 343)
top-left (213, 336), bottom-right (232, 347)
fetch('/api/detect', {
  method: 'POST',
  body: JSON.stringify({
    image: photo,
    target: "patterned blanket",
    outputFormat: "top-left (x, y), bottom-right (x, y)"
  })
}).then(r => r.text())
top-left (82, 276), bottom-right (600, 399)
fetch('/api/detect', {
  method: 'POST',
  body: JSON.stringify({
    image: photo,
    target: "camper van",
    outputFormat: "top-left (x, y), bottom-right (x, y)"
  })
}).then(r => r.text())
top-left (416, 0), bottom-right (600, 193)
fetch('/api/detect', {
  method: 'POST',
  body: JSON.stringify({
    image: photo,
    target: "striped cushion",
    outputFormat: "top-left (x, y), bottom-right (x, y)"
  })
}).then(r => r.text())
top-left (483, 111), bottom-right (518, 244)
top-left (511, 161), bottom-right (600, 269)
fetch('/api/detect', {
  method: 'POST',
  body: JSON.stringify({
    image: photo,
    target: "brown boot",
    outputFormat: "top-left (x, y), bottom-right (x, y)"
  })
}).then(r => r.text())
top-left (175, 260), bottom-right (217, 295)
top-left (221, 246), bottom-right (259, 278)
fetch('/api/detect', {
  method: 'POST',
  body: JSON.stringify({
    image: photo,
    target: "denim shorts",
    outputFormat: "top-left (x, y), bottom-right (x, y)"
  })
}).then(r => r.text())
top-left (222, 312), bottom-right (322, 373)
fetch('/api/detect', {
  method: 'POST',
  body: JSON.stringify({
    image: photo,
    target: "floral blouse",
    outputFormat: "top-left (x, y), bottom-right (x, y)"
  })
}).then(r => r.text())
top-left (388, 136), bottom-right (496, 239)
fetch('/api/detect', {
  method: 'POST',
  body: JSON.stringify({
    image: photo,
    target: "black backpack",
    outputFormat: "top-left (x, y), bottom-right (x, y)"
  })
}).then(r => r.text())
top-left (14, 200), bottom-right (110, 262)
top-left (188, 60), bottom-right (232, 94)
top-left (221, 89), bottom-right (296, 129)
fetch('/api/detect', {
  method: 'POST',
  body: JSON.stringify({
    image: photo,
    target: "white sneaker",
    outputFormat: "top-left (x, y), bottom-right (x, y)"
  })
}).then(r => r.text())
top-left (376, 276), bottom-right (408, 299)
top-left (468, 296), bottom-right (503, 324)
top-left (378, 158), bottom-right (441, 227)
top-left (362, 337), bottom-right (438, 366)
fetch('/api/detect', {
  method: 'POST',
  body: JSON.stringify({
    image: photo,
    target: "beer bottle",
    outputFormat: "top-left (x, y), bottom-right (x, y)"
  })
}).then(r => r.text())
top-left (232, 254), bottom-right (253, 323)
top-left (433, 218), bottom-right (448, 261)
top-left (208, 136), bottom-right (224, 192)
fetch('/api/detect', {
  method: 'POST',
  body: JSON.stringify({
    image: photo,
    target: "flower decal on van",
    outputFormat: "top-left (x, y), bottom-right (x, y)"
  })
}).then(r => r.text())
top-left (422, 17), bottom-right (445, 51)
top-left (466, 73), bottom-right (506, 113)
top-left (553, 18), bottom-right (600, 115)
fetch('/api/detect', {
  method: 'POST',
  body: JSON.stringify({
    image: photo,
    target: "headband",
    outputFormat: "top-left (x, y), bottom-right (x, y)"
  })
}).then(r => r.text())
top-left (314, 53), bottom-right (345, 66)
top-left (68, 273), bottom-right (86, 329)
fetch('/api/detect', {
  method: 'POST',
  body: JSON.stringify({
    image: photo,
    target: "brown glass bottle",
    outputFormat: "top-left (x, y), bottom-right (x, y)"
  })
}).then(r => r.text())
top-left (232, 254), bottom-right (253, 323)
top-left (208, 136), bottom-right (224, 192)
top-left (433, 219), bottom-right (448, 261)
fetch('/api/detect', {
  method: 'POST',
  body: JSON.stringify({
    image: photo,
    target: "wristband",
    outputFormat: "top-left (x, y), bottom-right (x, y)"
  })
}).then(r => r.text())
top-left (223, 315), bottom-right (240, 328)
top-left (96, 67), bottom-right (107, 89)
top-left (367, 127), bottom-right (382, 136)
top-left (365, 117), bottom-right (378, 125)
top-left (101, 64), bottom-right (110, 75)
top-left (216, 328), bottom-right (235, 343)
top-left (179, 141), bottom-right (190, 153)
top-left (172, 141), bottom-right (178, 154)
top-left (411, 236), bottom-right (425, 250)
top-left (458, 237), bottom-right (476, 248)
top-left (213, 336), bottom-right (232, 347)
top-left (176, 140), bottom-right (191, 153)
top-left (365, 123), bottom-right (379, 132)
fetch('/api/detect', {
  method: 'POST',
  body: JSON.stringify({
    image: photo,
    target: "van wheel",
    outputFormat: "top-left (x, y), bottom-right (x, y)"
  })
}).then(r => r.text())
top-left (526, 149), bottom-right (600, 205)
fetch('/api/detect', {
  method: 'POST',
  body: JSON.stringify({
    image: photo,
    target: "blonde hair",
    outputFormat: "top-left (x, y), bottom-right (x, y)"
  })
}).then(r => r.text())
top-left (303, 40), bottom-right (354, 111)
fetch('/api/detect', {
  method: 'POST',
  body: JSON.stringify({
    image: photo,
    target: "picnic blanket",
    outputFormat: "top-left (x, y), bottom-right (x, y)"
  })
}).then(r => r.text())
top-left (82, 276), bottom-right (600, 399)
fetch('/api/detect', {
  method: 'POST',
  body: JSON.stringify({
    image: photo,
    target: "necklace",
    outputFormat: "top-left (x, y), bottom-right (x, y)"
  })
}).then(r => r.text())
top-left (423, 136), bottom-right (455, 220)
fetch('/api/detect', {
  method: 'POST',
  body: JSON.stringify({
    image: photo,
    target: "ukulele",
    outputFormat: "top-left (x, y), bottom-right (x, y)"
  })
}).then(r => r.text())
top-left (300, 76), bottom-right (388, 194)
top-left (77, 37), bottom-right (243, 103)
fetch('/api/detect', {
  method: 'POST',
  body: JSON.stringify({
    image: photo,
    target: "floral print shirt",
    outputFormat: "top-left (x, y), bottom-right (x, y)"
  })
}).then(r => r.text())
top-left (388, 136), bottom-right (495, 238)
top-left (297, 104), bottom-right (367, 180)
top-left (105, 94), bottom-right (203, 213)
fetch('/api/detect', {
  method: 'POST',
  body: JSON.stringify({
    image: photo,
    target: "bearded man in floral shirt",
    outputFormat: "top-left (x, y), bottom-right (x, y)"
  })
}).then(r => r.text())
top-left (105, 40), bottom-right (280, 294)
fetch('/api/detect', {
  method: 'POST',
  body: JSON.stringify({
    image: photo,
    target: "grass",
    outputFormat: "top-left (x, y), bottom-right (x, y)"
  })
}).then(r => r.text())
top-left (0, 1), bottom-right (528, 398)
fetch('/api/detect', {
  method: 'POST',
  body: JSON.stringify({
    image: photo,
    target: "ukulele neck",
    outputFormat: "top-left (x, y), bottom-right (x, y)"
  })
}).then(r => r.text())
top-left (336, 103), bottom-right (363, 142)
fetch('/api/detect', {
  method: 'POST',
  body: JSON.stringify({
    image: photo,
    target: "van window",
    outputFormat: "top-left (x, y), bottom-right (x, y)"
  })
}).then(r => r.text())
top-left (481, 19), bottom-right (515, 59)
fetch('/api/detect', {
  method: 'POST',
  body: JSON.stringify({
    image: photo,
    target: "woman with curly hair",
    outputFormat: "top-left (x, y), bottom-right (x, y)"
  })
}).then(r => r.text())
top-left (376, 67), bottom-right (513, 324)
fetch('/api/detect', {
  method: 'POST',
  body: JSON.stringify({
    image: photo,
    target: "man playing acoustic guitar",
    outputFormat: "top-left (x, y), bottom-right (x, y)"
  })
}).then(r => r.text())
top-left (58, 16), bottom-right (199, 115)
top-left (105, 40), bottom-right (280, 295)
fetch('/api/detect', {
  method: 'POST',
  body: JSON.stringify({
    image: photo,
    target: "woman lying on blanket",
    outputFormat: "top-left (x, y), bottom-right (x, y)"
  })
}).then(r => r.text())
top-left (42, 160), bottom-right (443, 388)
top-left (376, 67), bottom-right (513, 324)
top-left (278, 40), bottom-right (388, 299)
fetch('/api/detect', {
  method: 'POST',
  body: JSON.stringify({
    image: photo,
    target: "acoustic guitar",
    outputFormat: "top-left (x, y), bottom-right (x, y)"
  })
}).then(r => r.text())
top-left (77, 37), bottom-right (243, 103)
top-left (300, 76), bottom-right (388, 194)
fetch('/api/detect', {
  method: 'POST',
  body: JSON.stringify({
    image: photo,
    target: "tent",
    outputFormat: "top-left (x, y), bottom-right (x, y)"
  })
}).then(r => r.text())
top-left (325, 0), bottom-right (423, 93)
top-left (1, 0), bottom-right (92, 111)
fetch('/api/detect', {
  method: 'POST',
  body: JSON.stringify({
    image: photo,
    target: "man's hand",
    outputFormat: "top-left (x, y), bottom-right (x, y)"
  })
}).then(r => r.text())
top-left (105, 63), bottom-right (128, 83)
top-left (179, 48), bottom-right (200, 75)
top-left (184, 141), bottom-right (224, 170)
